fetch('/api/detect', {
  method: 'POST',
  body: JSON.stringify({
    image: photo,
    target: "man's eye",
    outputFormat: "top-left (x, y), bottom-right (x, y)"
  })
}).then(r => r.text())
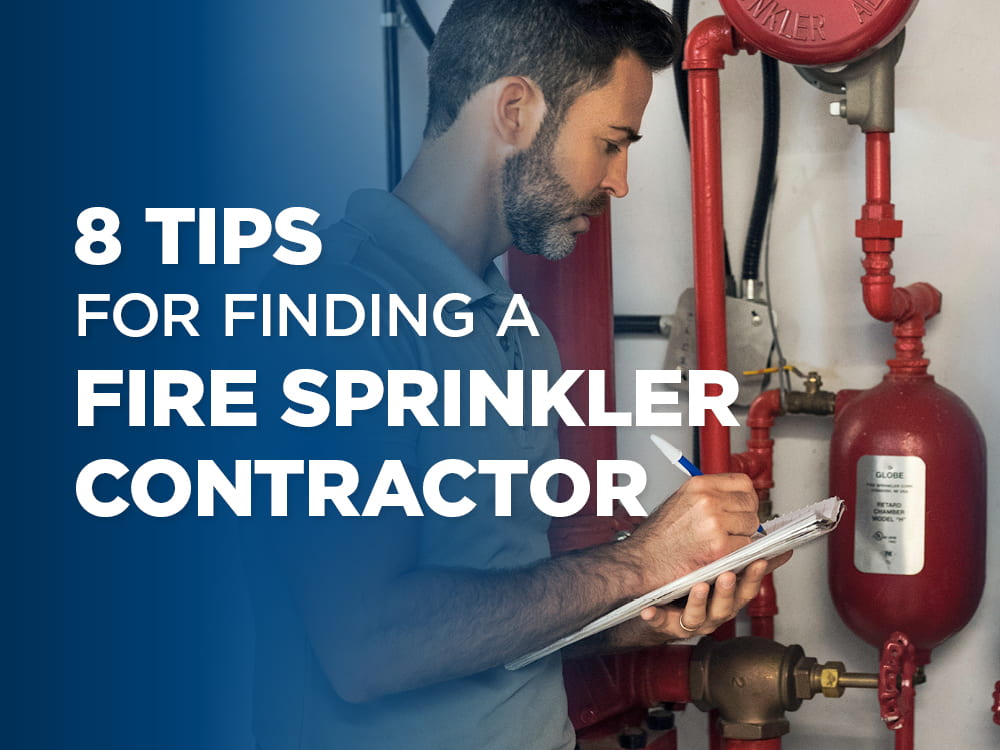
top-left (604, 140), bottom-right (622, 155)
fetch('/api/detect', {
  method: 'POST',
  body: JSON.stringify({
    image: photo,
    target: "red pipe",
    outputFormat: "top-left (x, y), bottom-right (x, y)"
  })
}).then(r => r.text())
top-left (743, 390), bottom-right (782, 639)
top-left (724, 740), bottom-right (782, 750)
top-left (565, 644), bottom-right (693, 739)
top-left (857, 132), bottom-right (941, 347)
top-left (741, 388), bottom-right (782, 496)
top-left (648, 730), bottom-right (679, 750)
top-left (508, 214), bottom-right (695, 738)
top-left (506, 213), bottom-right (637, 548)
top-left (894, 721), bottom-right (914, 750)
top-left (684, 16), bottom-right (750, 474)
top-left (731, 388), bottom-right (784, 639)
top-left (683, 17), bottom-right (757, 747)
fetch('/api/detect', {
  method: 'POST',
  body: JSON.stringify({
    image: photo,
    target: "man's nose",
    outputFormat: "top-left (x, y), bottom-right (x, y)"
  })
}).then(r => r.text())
top-left (601, 154), bottom-right (629, 198)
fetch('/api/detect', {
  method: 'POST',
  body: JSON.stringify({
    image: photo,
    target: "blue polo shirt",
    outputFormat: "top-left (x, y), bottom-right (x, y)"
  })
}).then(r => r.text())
top-left (245, 190), bottom-right (575, 750)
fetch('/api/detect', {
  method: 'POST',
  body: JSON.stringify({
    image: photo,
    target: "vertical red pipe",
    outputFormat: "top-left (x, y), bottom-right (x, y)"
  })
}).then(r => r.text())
top-left (725, 740), bottom-right (782, 750)
top-left (683, 18), bottom-right (756, 748)
top-left (687, 63), bottom-right (730, 474)
top-left (866, 131), bottom-right (892, 203)
top-left (741, 388), bottom-right (782, 639)
top-left (895, 721), bottom-right (914, 750)
top-left (683, 15), bottom-right (753, 473)
top-left (507, 213), bottom-right (636, 545)
top-left (509, 214), bottom-right (694, 740)
top-left (857, 132), bottom-right (940, 331)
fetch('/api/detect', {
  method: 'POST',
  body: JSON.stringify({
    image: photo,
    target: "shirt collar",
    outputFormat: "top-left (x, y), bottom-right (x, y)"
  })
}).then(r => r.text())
top-left (342, 189), bottom-right (513, 308)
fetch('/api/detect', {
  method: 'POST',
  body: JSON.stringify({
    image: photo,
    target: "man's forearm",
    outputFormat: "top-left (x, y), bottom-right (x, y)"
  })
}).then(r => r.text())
top-left (307, 473), bottom-right (765, 703)
top-left (318, 539), bottom-right (648, 702)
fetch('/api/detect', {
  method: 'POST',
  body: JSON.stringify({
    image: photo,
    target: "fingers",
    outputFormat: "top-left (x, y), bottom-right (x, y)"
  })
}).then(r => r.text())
top-left (639, 562), bottom-right (783, 640)
top-left (629, 473), bottom-right (764, 586)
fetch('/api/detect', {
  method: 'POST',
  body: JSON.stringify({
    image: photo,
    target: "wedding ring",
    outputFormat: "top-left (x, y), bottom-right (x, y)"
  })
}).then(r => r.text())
top-left (678, 615), bottom-right (698, 633)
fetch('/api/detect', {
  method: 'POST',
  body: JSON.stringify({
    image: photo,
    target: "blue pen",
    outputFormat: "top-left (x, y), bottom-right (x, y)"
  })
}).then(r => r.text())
top-left (650, 435), bottom-right (766, 538)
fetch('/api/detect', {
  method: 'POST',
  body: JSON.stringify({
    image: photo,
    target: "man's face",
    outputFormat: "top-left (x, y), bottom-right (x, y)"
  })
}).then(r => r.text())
top-left (503, 51), bottom-right (654, 260)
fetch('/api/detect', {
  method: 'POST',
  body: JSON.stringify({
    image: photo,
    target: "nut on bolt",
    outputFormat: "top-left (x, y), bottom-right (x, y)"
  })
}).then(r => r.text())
top-left (815, 661), bottom-right (847, 698)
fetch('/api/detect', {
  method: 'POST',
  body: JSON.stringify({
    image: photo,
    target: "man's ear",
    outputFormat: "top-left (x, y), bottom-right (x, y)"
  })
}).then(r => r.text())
top-left (493, 76), bottom-right (545, 150)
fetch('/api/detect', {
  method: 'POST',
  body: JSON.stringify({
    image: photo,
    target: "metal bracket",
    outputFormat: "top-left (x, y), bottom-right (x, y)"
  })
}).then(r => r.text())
top-left (796, 31), bottom-right (905, 133)
top-left (664, 288), bottom-right (775, 407)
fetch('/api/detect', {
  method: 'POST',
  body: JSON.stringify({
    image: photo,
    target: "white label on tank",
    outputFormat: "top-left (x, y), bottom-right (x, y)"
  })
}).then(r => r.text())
top-left (854, 455), bottom-right (926, 575)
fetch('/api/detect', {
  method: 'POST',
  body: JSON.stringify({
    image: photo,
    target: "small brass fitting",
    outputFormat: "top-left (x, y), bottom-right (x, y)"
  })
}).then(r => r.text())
top-left (815, 661), bottom-right (848, 698)
top-left (785, 372), bottom-right (836, 415)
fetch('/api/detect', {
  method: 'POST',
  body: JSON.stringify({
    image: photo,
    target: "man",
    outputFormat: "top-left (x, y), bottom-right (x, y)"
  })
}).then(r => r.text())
top-left (245, 1), bottom-right (788, 748)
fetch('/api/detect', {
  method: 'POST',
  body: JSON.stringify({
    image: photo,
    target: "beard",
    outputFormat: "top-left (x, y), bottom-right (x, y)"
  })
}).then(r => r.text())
top-left (502, 124), bottom-right (609, 261)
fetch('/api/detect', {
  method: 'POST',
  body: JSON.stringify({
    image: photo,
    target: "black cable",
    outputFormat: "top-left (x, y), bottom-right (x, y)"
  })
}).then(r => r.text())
top-left (742, 54), bottom-right (780, 283)
top-left (671, 0), bottom-right (690, 145)
top-left (383, 0), bottom-right (402, 189)
top-left (671, 1), bottom-right (735, 295)
top-left (614, 315), bottom-right (667, 335)
top-left (399, 0), bottom-right (436, 50)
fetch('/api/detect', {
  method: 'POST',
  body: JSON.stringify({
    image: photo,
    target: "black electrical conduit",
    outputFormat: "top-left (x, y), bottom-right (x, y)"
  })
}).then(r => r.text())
top-left (615, 3), bottom-right (782, 334)
top-left (382, 0), bottom-right (436, 189)
top-left (671, 0), bottom-right (737, 297)
top-left (383, 0), bottom-right (402, 189)
top-left (742, 54), bottom-right (780, 283)
top-left (399, 0), bottom-right (436, 50)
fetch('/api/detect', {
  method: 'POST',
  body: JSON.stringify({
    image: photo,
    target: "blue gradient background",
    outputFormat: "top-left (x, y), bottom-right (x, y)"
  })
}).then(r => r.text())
top-left (9, 2), bottom-right (414, 747)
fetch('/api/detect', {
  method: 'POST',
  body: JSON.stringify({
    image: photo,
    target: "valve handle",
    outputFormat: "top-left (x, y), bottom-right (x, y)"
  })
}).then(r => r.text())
top-left (992, 680), bottom-right (1000, 726)
top-left (878, 631), bottom-right (916, 730)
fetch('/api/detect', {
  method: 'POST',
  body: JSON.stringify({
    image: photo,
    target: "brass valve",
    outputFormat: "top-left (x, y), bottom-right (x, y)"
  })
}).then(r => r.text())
top-left (690, 637), bottom-right (880, 740)
top-left (785, 371), bottom-right (836, 415)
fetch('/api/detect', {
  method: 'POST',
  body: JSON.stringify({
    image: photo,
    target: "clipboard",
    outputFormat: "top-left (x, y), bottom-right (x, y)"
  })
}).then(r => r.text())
top-left (506, 496), bottom-right (845, 670)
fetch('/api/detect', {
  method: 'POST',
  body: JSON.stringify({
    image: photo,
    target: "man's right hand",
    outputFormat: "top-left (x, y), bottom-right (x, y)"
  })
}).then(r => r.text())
top-left (624, 473), bottom-right (765, 591)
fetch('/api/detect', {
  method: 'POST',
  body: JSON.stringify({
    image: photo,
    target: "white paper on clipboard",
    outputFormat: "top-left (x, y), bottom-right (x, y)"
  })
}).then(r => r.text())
top-left (506, 496), bottom-right (844, 671)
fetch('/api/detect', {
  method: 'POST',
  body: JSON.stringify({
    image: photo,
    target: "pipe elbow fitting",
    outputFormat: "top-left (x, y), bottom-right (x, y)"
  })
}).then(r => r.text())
top-left (748, 388), bottom-right (783, 429)
top-left (897, 281), bottom-right (942, 323)
top-left (863, 280), bottom-right (942, 325)
top-left (683, 16), bottom-right (753, 71)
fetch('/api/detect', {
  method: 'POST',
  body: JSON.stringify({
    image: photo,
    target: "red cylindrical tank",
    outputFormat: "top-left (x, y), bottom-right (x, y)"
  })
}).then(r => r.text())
top-left (719, 0), bottom-right (918, 66)
top-left (829, 371), bottom-right (986, 664)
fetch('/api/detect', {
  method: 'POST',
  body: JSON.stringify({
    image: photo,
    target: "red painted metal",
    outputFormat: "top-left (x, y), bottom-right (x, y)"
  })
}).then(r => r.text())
top-left (648, 728), bottom-right (679, 750)
top-left (719, 0), bottom-right (918, 66)
top-left (732, 388), bottom-right (784, 639)
top-left (857, 133), bottom-right (941, 344)
top-left (508, 214), bottom-right (695, 739)
top-left (828, 131), bottom-right (987, 664)
top-left (743, 388), bottom-right (782, 498)
top-left (829, 377), bottom-right (987, 662)
top-left (723, 739), bottom-right (782, 750)
top-left (683, 18), bottom-right (759, 748)
top-left (567, 644), bottom-right (694, 739)
top-left (683, 16), bottom-right (754, 477)
top-left (878, 632), bottom-right (916, 750)
top-left (507, 213), bottom-right (637, 551)
top-left (992, 681), bottom-right (1000, 726)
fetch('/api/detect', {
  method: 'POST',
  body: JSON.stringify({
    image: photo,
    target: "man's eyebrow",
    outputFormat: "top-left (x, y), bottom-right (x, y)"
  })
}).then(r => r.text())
top-left (610, 126), bottom-right (642, 142)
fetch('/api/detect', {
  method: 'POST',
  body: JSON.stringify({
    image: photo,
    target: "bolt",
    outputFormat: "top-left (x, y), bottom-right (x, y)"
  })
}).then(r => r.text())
top-left (829, 100), bottom-right (847, 118)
